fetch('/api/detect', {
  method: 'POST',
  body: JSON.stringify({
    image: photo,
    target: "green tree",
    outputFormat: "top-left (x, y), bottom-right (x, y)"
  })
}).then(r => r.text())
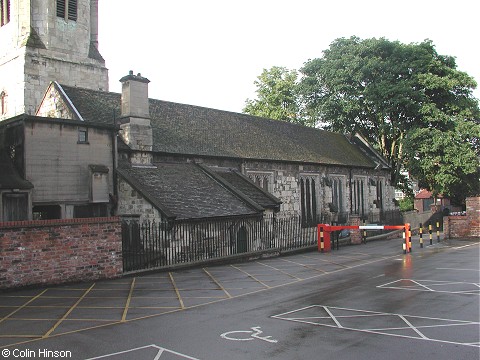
top-left (243, 67), bottom-right (309, 125)
top-left (298, 37), bottom-right (479, 187)
top-left (403, 118), bottom-right (480, 204)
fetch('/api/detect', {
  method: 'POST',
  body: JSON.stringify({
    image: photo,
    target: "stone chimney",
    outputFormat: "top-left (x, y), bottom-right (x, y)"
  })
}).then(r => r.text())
top-left (118, 71), bottom-right (153, 165)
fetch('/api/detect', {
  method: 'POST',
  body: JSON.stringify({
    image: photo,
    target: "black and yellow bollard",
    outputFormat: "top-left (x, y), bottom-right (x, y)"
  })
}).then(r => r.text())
top-left (403, 226), bottom-right (407, 254)
top-left (436, 221), bottom-right (441, 242)
top-left (419, 223), bottom-right (424, 248)
top-left (362, 219), bottom-right (367, 244)
top-left (429, 222), bottom-right (433, 245)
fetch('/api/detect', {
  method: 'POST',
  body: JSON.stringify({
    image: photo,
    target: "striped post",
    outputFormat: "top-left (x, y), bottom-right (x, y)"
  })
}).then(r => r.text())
top-left (362, 219), bottom-right (367, 244)
top-left (403, 226), bottom-right (407, 254)
top-left (436, 221), bottom-right (440, 242)
top-left (419, 223), bottom-right (424, 248)
top-left (429, 222), bottom-right (433, 245)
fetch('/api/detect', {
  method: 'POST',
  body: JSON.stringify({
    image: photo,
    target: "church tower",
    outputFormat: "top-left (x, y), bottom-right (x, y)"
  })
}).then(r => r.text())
top-left (0, 0), bottom-right (108, 119)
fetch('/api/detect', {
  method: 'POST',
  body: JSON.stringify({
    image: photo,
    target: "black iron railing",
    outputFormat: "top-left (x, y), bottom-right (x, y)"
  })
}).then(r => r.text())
top-left (122, 215), bottom-right (318, 273)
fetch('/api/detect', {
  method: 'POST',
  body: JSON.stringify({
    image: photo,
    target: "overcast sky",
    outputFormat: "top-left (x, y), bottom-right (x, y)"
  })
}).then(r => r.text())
top-left (98, 0), bottom-right (479, 113)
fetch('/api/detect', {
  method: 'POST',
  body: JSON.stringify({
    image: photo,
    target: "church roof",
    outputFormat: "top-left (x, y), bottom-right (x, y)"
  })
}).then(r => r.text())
top-left (209, 166), bottom-right (281, 210)
top-left (117, 162), bottom-right (266, 220)
top-left (58, 84), bottom-right (376, 168)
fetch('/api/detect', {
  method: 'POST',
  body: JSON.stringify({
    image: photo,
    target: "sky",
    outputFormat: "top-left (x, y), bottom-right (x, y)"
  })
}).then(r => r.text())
top-left (98, 0), bottom-right (479, 113)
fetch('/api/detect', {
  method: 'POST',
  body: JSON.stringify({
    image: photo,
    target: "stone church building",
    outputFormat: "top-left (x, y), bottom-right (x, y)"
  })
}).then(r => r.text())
top-left (0, 0), bottom-right (397, 225)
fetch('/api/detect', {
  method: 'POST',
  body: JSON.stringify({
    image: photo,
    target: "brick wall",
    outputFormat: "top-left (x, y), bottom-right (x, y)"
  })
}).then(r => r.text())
top-left (0, 217), bottom-right (123, 290)
top-left (444, 197), bottom-right (480, 240)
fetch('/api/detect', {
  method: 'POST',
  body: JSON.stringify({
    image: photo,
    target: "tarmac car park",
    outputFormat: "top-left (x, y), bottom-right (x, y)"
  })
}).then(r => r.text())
top-left (1, 235), bottom-right (479, 360)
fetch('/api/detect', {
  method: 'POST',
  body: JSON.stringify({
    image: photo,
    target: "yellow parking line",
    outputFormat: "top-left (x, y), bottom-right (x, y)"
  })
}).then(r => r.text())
top-left (231, 265), bottom-right (270, 288)
top-left (169, 272), bottom-right (185, 309)
top-left (279, 258), bottom-right (328, 274)
top-left (0, 289), bottom-right (48, 324)
top-left (257, 261), bottom-right (302, 280)
top-left (203, 268), bottom-right (232, 298)
top-left (42, 283), bottom-right (95, 338)
top-left (299, 254), bottom-right (349, 269)
top-left (121, 278), bottom-right (136, 322)
top-left (0, 335), bottom-right (42, 338)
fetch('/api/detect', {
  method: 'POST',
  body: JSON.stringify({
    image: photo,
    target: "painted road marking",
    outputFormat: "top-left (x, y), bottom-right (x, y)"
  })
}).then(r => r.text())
top-left (169, 272), bottom-right (185, 309)
top-left (221, 326), bottom-right (278, 343)
top-left (0, 252), bottom-right (401, 349)
top-left (230, 265), bottom-right (271, 288)
top-left (43, 283), bottom-right (96, 338)
top-left (85, 344), bottom-right (200, 360)
top-left (122, 278), bottom-right (136, 322)
top-left (272, 305), bottom-right (480, 347)
top-left (377, 279), bottom-right (480, 295)
top-left (436, 267), bottom-right (480, 272)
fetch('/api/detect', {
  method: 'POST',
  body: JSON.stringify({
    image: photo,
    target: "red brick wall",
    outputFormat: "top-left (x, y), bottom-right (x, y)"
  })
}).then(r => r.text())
top-left (0, 217), bottom-right (123, 289)
top-left (444, 197), bottom-right (480, 240)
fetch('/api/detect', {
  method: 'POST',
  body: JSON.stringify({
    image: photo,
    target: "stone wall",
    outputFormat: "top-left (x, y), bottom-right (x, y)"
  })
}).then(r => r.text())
top-left (0, 0), bottom-right (108, 118)
top-left (0, 217), bottom-right (122, 289)
top-left (444, 197), bottom-right (480, 240)
top-left (117, 178), bottom-right (163, 223)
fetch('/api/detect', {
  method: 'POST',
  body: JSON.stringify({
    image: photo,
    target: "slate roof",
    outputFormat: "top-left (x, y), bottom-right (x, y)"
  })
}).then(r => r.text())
top-left (210, 167), bottom-right (281, 210)
top-left (0, 151), bottom-right (34, 190)
top-left (58, 84), bottom-right (376, 168)
top-left (117, 162), bottom-right (262, 220)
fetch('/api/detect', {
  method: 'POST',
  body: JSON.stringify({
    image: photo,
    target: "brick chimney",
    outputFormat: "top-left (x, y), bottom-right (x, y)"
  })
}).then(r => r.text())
top-left (118, 71), bottom-right (153, 165)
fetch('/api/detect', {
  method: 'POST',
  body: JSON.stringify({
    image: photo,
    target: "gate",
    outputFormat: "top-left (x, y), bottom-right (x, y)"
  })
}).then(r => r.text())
top-left (317, 223), bottom-right (412, 254)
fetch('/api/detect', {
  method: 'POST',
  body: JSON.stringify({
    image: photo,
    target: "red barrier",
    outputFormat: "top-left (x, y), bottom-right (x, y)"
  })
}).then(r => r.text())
top-left (318, 223), bottom-right (411, 254)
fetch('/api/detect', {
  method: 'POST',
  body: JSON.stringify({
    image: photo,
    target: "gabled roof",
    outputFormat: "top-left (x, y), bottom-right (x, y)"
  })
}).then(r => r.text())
top-left (57, 84), bottom-right (377, 168)
top-left (415, 189), bottom-right (444, 199)
top-left (117, 162), bottom-right (263, 220)
top-left (208, 166), bottom-right (281, 210)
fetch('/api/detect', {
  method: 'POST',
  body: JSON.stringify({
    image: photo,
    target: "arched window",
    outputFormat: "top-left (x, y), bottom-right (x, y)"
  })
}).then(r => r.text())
top-left (57, 0), bottom-right (77, 21)
top-left (1, 0), bottom-right (10, 27)
top-left (300, 176), bottom-right (318, 227)
top-left (0, 91), bottom-right (7, 115)
top-left (353, 177), bottom-right (366, 216)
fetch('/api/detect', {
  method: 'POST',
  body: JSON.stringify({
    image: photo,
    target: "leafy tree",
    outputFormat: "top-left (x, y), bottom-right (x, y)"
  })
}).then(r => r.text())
top-left (297, 37), bottom-right (479, 187)
top-left (403, 118), bottom-right (480, 204)
top-left (243, 67), bottom-right (309, 125)
top-left (398, 196), bottom-right (414, 212)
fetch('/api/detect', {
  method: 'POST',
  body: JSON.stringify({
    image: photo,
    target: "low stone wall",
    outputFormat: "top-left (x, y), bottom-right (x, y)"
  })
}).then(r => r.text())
top-left (403, 210), bottom-right (437, 229)
top-left (444, 197), bottom-right (480, 240)
top-left (0, 217), bottom-right (123, 290)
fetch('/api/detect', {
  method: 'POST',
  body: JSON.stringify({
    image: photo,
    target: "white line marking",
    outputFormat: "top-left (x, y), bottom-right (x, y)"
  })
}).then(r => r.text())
top-left (452, 243), bottom-right (480, 250)
top-left (85, 344), bottom-right (200, 360)
top-left (377, 279), bottom-right (480, 295)
top-left (153, 348), bottom-right (164, 360)
top-left (323, 306), bottom-right (343, 328)
top-left (398, 315), bottom-right (428, 339)
top-left (436, 268), bottom-right (480, 272)
top-left (410, 280), bottom-right (434, 291)
top-left (272, 305), bottom-right (480, 348)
